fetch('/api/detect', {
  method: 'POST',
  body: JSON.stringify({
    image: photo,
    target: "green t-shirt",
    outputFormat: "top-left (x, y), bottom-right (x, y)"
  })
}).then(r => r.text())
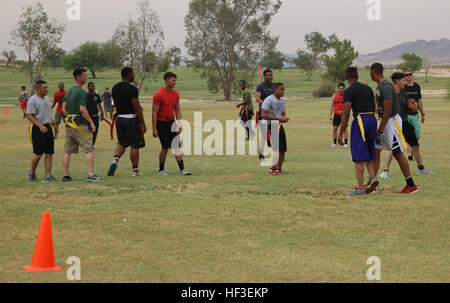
top-left (64, 86), bottom-right (88, 126)
top-left (242, 89), bottom-right (253, 111)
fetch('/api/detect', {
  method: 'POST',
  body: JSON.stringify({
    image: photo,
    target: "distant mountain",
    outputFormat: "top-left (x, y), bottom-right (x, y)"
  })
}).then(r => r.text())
top-left (355, 38), bottom-right (450, 68)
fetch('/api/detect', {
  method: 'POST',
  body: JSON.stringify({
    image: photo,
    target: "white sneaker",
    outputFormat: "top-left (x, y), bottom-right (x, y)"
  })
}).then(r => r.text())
top-left (417, 168), bottom-right (435, 175)
top-left (132, 172), bottom-right (143, 177)
top-left (158, 170), bottom-right (169, 176)
top-left (380, 170), bottom-right (389, 178)
top-left (331, 144), bottom-right (337, 147)
top-left (343, 144), bottom-right (348, 148)
top-left (180, 169), bottom-right (192, 176)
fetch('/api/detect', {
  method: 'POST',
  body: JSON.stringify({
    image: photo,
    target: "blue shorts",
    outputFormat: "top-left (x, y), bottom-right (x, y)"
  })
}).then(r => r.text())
top-left (351, 114), bottom-right (377, 163)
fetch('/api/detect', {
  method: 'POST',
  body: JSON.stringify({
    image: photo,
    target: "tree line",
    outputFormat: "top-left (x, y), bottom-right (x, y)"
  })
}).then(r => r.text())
top-left (4, 0), bottom-right (425, 98)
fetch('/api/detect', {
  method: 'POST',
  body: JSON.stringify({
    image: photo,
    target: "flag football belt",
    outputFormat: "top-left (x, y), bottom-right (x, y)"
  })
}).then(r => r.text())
top-left (66, 115), bottom-right (91, 141)
top-left (102, 114), bottom-right (116, 140)
top-left (357, 112), bottom-right (375, 142)
top-left (377, 116), bottom-right (407, 149)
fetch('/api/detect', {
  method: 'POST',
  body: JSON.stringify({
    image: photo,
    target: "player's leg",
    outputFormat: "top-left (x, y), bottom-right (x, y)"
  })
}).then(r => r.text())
top-left (332, 125), bottom-right (338, 147)
top-left (380, 151), bottom-right (393, 178)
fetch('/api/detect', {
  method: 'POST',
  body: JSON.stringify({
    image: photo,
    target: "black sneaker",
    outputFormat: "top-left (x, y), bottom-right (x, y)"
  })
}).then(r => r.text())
top-left (408, 155), bottom-right (414, 161)
top-left (28, 172), bottom-right (36, 182)
top-left (62, 176), bottom-right (73, 182)
top-left (43, 176), bottom-right (56, 182)
top-left (258, 154), bottom-right (265, 161)
top-left (87, 174), bottom-right (103, 182)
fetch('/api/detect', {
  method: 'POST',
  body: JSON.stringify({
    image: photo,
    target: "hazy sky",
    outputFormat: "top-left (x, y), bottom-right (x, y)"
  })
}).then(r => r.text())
top-left (2, 0), bottom-right (449, 58)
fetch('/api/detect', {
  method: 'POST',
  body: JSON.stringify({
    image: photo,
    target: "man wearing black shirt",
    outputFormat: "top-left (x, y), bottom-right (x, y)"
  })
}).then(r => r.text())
top-left (107, 67), bottom-right (147, 177)
top-left (86, 82), bottom-right (104, 146)
top-left (255, 70), bottom-right (275, 161)
top-left (339, 67), bottom-right (378, 196)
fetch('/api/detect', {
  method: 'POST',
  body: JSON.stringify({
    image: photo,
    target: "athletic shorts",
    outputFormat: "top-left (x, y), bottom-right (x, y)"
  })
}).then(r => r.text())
top-left (408, 114), bottom-right (421, 138)
top-left (104, 102), bottom-right (112, 113)
top-left (90, 115), bottom-right (99, 136)
top-left (333, 114), bottom-right (342, 127)
top-left (157, 120), bottom-right (180, 149)
top-left (30, 124), bottom-right (54, 155)
top-left (375, 115), bottom-right (404, 154)
top-left (350, 114), bottom-right (377, 163)
top-left (116, 117), bottom-right (145, 149)
top-left (21, 100), bottom-right (28, 111)
top-left (64, 125), bottom-right (94, 154)
top-left (55, 112), bottom-right (66, 124)
top-left (268, 124), bottom-right (287, 153)
top-left (403, 120), bottom-right (419, 147)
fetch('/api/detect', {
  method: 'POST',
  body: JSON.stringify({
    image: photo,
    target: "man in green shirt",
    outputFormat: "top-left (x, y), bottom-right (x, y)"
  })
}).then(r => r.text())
top-left (236, 80), bottom-right (255, 140)
top-left (62, 68), bottom-right (102, 182)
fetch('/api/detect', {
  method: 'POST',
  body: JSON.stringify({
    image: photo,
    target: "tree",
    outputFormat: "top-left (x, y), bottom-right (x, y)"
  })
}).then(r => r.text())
top-left (423, 53), bottom-right (431, 82)
top-left (185, 0), bottom-right (282, 100)
top-left (62, 42), bottom-right (108, 78)
top-left (260, 49), bottom-right (286, 70)
top-left (2, 50), bottom-right (17, 67)
top-left (322, 37), bottom-right (358, 83)
top-left (396, 53), bottom-right (423, 72)
top-left (10, 2), bottom-right (66, 94)
top-left (112, 0), bottom-right (164, 90)
top-left (45, 47), bottom-right (65, 69)
top-left (166, 47), bottom-right (182, 67)
top-left (292, 32), bottom-right (334, 81)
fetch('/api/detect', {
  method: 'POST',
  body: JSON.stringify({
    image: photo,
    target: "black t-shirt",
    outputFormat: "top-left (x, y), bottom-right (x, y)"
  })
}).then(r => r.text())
top-left (397, 91), bottom-right (410, 121)
top-left (403, 82), bottom-right (421, 116)
top-left (86, 93), bottom-right (102, 116)
top-left (343, 82), bottom-right (376, 117)
top-left (256, 82), bottom-right (275, 108)
top-left (112, 82), bottom-right (139, 115)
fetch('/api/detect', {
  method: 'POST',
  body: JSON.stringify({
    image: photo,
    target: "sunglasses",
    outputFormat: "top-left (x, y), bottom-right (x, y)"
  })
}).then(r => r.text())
top-left (405, 73), bottom-right (413, 77)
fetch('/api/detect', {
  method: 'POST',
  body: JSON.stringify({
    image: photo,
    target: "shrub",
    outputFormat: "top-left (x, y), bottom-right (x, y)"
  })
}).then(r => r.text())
top-left (313, 81), bottom-right (335, 98)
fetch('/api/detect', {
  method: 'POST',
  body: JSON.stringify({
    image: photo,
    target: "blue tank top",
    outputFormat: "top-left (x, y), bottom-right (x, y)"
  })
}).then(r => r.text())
top-left (103, 91), bottom-right (111, 103)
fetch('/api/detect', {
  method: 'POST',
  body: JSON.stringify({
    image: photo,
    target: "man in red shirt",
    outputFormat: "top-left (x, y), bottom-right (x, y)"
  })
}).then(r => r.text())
top-left (19, 86), bottom-right (29, 119)
top-left (52, 82), bottom-right (66, 138)
top-left (152, 72), bottom-right (191, 176)
top-left (329, 83), bottom-right (348, 147)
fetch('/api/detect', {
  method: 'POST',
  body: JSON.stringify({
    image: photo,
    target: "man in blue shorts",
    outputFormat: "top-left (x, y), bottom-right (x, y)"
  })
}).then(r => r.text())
top-left (339, 67), bottom-right (378, 196)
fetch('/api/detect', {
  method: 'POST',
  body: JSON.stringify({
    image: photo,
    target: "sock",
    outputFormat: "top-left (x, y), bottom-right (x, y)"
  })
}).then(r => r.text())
top-left (333, 139), bottom-right (337, 144)
top-left (406, 176), bottom-right (415, 187)
top-left (177, 160), bottom-right (185, 172)
top-left (133, 166), bottom-right (139, 174)
top-left (159, 162), bottom-right (165, 172)
top-left (345, 139), bottom-right (348, 144)
top-left (112, 155), bottom-right (120, 164)
top-left (418, 165), bottom-right (424, 170)
top-left (383, 170), bottom-right (389, 172)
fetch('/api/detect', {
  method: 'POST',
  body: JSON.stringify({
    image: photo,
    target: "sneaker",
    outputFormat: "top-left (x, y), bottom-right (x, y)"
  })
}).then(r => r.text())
top-left (408, 155), bottom-right (414, 161)
top-left (370, 188), bottom-right (379, 194)
top-left (343, 144), bottom-right (348, 148)
top-left (62, 176), bottom-right (73, 182)
top-left (277, 169), bottom-right (289, 175)
top-left (28, 172), bottom-right (36, 182)
top-left (380, 170), bottom-right (389, 179)
top-left (331, 144), bottom-right (337, 147)
top-left (365, 177), bottom-right (379, 193)
top-left (87, 174), bottom-right (103, 182)
top-left (398, 185), bottom-right (419, 194)
top-left (417, 168), bottom-right (435, 175)
top-left (43, 176), bottom-right (56, 182)
top-left (132, 172), bottom-right (143, 177)
top-left (107, 162), bottom-right (118, 176)
top-left (349, 189), bottom-right (368, 196)
top-left (158, 170), bottom-right (169, 176)
top-left (269, 169), bottom-right (279, 176)
top-left (180, 169), bottom-right (192, 176)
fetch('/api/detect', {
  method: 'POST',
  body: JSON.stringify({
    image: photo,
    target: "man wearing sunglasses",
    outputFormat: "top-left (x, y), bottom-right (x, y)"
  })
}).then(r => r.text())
top-left (403, 68), bottom-right (426, 161)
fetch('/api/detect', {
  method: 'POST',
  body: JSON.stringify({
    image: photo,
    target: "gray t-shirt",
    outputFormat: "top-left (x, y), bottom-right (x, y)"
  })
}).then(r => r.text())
top-left (376, 80), bottom-right (400, 118)
top-left (26, 95), bottom-right (53, 125)
top-left (397, 91), bottom-right (409, 121)
top-left (261, 95), bottom-right (286, 124)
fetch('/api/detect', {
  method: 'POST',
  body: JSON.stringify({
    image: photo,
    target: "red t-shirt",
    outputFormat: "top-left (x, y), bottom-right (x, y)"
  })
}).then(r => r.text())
top-left (53, 90), bottom-right (66, 113)
top-left (333, 93), bottom-right (344, 115)
top-left (153, 88), bottom-right (180, 121)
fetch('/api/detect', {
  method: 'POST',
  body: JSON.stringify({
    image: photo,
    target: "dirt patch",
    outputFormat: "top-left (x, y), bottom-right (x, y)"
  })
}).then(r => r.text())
top-left (422, 90), bottom-right (448, 96)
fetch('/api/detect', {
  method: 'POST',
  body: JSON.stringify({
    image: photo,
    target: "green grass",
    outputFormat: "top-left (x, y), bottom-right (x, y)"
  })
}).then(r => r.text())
top-left (0, 67), bottom-right (448, 282)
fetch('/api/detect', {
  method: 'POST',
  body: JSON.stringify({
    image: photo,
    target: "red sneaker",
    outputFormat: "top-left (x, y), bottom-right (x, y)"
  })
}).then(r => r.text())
top-left (269, 169), bottom-right (279, 176)
top-left (398, 185), bottom-right (419, 194)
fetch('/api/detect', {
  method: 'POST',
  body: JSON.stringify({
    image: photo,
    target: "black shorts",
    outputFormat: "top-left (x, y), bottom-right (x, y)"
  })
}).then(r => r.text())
top-left (30, 124), bottom-right (54, 155)
top-left (402, 120), bottom-right (419, 147)
top-left (333, 114), bottom-right (342, 127)
top-left (115, 117), bottom-right (146, 149)
top-left (90, 115), bottom-right (99, 135)
top-left (157, 120), bottom-right (180, 149)
top-left (241, 109), bottom-right (253, 123)
top-left (267, 124), bottom-right (287, 153)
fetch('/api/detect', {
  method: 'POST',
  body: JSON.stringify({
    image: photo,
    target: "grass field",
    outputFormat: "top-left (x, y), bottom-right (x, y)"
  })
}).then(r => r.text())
top-left (0, 67), bottom-right (448, 282)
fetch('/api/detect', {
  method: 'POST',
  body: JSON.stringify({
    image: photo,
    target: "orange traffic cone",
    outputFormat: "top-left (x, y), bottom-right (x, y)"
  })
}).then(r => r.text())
top-left (4, 107), bottom-right (8, 115)
top-left (23, 212), bottom-right (63, 272)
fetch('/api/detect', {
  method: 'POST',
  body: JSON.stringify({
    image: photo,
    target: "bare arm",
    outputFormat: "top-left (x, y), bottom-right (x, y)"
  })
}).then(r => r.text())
top-left (131, 97), bottom-right (146, 134)
top-left (329, 99), bottom-right (335, 120)
top-left (255, 91), bottom-right (263, 107)
top-left (261, 110), bottom-right (288, 123)
top-left (152, 104), bottom-right (159, 138)
top-left (338, 102), bottom-right (351, 145)
top-left (62, 102), bottom-right (68, 116)
top-left (378, 100), bottom-right (393, 133)
top-left (418, 98), bottom-right (425, 123)
top-left (80, 105), bottom-right (96, 134)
